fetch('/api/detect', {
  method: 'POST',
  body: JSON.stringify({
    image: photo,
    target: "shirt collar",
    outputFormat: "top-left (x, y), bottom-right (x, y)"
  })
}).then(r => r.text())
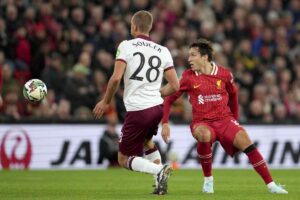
top-left (194, 62), bottom-right (218, 76)
top-left (136, 35), bottom-right (152, 41)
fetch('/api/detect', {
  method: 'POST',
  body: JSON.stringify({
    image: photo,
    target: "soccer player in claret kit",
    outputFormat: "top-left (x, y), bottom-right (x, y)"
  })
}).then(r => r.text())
top-left (161, 38), bottom-right (288, 194)
top-left (93, 10), bottom-right (179, 195)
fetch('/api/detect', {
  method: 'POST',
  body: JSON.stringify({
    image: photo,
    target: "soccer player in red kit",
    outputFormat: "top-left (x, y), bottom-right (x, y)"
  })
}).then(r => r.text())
top-left (161, 39), bottom-right (288, 194)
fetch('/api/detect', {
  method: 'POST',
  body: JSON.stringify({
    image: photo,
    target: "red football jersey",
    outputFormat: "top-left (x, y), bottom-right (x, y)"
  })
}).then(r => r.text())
top-left (163, 63), bottom-right (238, 123)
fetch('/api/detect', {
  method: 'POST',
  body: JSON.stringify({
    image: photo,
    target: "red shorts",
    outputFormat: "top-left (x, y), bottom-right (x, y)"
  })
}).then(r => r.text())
top-left (119, 105), bottom-right (163, 156)
top-left (190, 116), bottom-right (244, 156)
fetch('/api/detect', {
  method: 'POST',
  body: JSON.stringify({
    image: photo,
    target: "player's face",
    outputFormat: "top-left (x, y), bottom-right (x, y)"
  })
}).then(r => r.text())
top-left (188, 47), bottom-right (206, 71)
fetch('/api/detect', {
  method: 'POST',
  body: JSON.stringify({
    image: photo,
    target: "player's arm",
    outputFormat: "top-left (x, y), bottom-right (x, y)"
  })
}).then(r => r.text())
top-left (160, 67), bottom-right (179, 97)
top-left (103, 60), bottom-right (126, 104)
top-left (161, 73), bottom-right (188, 143)
top-left (93, 60), bottom-right (126, 118)
top-left (226, 72), bottom-right (239, 121)
top-left (161, 91), bottom-right (183, 144)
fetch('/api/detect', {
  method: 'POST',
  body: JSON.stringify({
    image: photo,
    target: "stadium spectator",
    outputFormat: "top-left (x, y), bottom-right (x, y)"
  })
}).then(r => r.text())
top-left (1, 84), bottom-right (23, 120)
top-left (0, 0), bottom-right (298, 124)
top-left (98, 121), bottom-right (119, 167)
top-left (93, 49), bottom-right (114, 77)
top-left (56, 98), bottom-right (71, 120)
top-left (14, 25), bottom-right (31, 67)
top-left (74, 106), bottom-right (93, 120)
top-left (0, 17), bottom-right (9, 56)
top-left (162, 38), bottom-right (288, 194)
top-left (92, 10), bottom-right (179, 195)
top-left (41, 52), bottom-right (65, 99)
top-left (64, 63), bottom-right (97, 113)
top-left (36, 90), bottom-right (57, 119)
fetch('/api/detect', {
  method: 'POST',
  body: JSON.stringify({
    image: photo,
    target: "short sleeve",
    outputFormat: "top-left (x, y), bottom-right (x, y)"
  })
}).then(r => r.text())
top-left (115, 40), bottom-right (129, 63)
top-left (225, 71), bottom-right (236, 94)
top-left (180, 70), bottom-right (190, 92)
top-left (164, 48), bottom-right (174, 70)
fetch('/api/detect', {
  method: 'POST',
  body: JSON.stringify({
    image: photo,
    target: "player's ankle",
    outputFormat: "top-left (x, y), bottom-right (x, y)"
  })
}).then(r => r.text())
top-left (267, 181), bottom-right (276, 188)
top-left (204, 176), bottom-right (213, 182)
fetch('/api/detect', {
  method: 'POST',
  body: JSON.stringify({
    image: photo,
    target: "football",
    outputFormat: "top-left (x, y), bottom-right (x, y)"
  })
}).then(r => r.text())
top-left (23, 79), bottom-right (47, 102)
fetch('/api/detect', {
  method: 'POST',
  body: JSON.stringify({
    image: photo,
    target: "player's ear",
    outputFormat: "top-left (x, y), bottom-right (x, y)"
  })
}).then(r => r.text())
top-left (134, 24), bottom-right (138, 32)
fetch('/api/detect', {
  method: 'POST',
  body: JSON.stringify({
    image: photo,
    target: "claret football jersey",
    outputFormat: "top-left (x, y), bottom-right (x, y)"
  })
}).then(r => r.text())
top-left (116, 35), bottom-right (174, 111)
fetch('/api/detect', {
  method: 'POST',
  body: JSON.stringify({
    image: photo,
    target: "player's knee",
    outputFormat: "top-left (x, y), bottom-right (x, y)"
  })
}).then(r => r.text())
top-left (243, 143), bottom-right (256, 154)
top-left (193, 126), bottom-right (212, 142)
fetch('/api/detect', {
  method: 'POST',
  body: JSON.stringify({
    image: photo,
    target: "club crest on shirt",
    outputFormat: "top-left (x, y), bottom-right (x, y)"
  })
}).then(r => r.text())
top-left (116, 49), bottom-right (120, 57)
top-left (216, 80), bottom-right (222, 89)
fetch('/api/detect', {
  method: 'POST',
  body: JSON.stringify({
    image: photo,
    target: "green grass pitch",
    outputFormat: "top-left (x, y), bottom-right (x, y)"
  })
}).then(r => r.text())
top-left (0, 169), bottom-right (299, 200)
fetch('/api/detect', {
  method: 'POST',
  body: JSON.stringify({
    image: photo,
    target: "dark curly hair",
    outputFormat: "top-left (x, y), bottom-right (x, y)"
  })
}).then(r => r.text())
top-left (189, 38), bottom-right (214, 61)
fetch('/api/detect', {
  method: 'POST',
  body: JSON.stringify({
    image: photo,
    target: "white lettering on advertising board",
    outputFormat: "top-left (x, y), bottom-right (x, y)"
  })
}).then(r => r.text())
top-left (0, 125), bottom-right (299, 169)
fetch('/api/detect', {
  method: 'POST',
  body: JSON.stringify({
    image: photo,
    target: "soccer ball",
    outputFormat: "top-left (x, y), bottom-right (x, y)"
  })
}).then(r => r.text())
top-left (23, 79), bottom-right (47, 102)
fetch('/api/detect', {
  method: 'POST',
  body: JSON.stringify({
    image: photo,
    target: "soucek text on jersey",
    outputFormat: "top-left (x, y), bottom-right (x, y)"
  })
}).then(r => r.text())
top-left (163, 62), bottom-right (238, 122)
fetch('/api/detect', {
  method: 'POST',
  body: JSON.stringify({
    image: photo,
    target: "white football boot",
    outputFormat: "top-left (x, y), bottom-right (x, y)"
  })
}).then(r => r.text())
top-left (202, 177), bottom-right (214, 194)
top-left (268, 182), bottom-right (288, 194)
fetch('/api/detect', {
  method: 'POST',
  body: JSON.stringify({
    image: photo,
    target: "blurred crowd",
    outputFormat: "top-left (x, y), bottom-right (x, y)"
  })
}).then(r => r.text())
top-left (0, 0), bottom-right (300, 124)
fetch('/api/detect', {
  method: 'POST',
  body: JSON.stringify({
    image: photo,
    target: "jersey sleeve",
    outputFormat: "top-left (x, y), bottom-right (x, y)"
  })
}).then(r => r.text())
top-left (163, 48), bottom-right (174, 71)
top-left (162, 71), bottom-right (189, 123)
top-left (115, 40), bottom-right (129, 64)
top-left (225, 71), bottom-right (239, 120)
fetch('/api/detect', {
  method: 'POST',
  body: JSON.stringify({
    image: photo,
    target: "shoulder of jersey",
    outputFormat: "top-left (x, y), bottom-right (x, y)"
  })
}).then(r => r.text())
top-left (182, 69), bottom-right (193, 77)
top-left (215, 65), bottom-right (233, 80)
top-left (121, 39), bottom-right (129, 44)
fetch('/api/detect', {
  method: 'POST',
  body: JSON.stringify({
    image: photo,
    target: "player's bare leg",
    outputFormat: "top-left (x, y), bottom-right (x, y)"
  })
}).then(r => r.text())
top-left (144, 139), bottom-right (164, 194)
top-left (193, 125), bottom-right (214, 194)
top-left (118, 151), bottom-right (171, 195)
top-left (233, 130), bottom-right (288, 194)
top-left (144, 139), bottom-right (161, 165)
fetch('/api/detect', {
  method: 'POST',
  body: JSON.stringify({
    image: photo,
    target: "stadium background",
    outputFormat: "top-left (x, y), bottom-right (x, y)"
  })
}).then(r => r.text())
top-left (0, 1), bottom-right (300, 199)
top-left (0, 0), bottom-right (300, 169)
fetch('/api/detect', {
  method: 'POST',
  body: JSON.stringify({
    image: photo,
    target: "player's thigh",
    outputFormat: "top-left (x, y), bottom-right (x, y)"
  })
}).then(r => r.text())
top-left (233, 130), bottom-right (253, 151)
top-left (190, 122), bottom-right (215, 142)
top-left (218, 118), bottom-right (245, 156)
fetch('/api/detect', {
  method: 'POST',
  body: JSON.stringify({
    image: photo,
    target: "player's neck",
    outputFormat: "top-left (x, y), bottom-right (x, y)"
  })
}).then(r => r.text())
top-left (134, 32), bottom-right (149, 38)
top-left (198, 62), bottom-right (213, 75)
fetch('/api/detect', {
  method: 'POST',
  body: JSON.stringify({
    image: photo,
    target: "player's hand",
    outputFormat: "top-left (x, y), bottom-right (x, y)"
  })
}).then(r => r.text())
top-left (93, 100), bottom-right (109, 119)
top-left (161, 123), bottom-right (170, 144)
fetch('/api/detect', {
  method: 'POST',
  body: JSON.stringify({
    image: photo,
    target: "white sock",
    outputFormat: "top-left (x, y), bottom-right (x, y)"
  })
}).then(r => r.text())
top-left (130, 157), bottom-right (162, 175)
top-left (144, 150), bottom-right (162, 165)
top-left (204, 176), bottom-right (213, 182)
top-left (267, 181), bottom-right (276, 188)
top-left (144, 150), bottom-right (162, 186)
